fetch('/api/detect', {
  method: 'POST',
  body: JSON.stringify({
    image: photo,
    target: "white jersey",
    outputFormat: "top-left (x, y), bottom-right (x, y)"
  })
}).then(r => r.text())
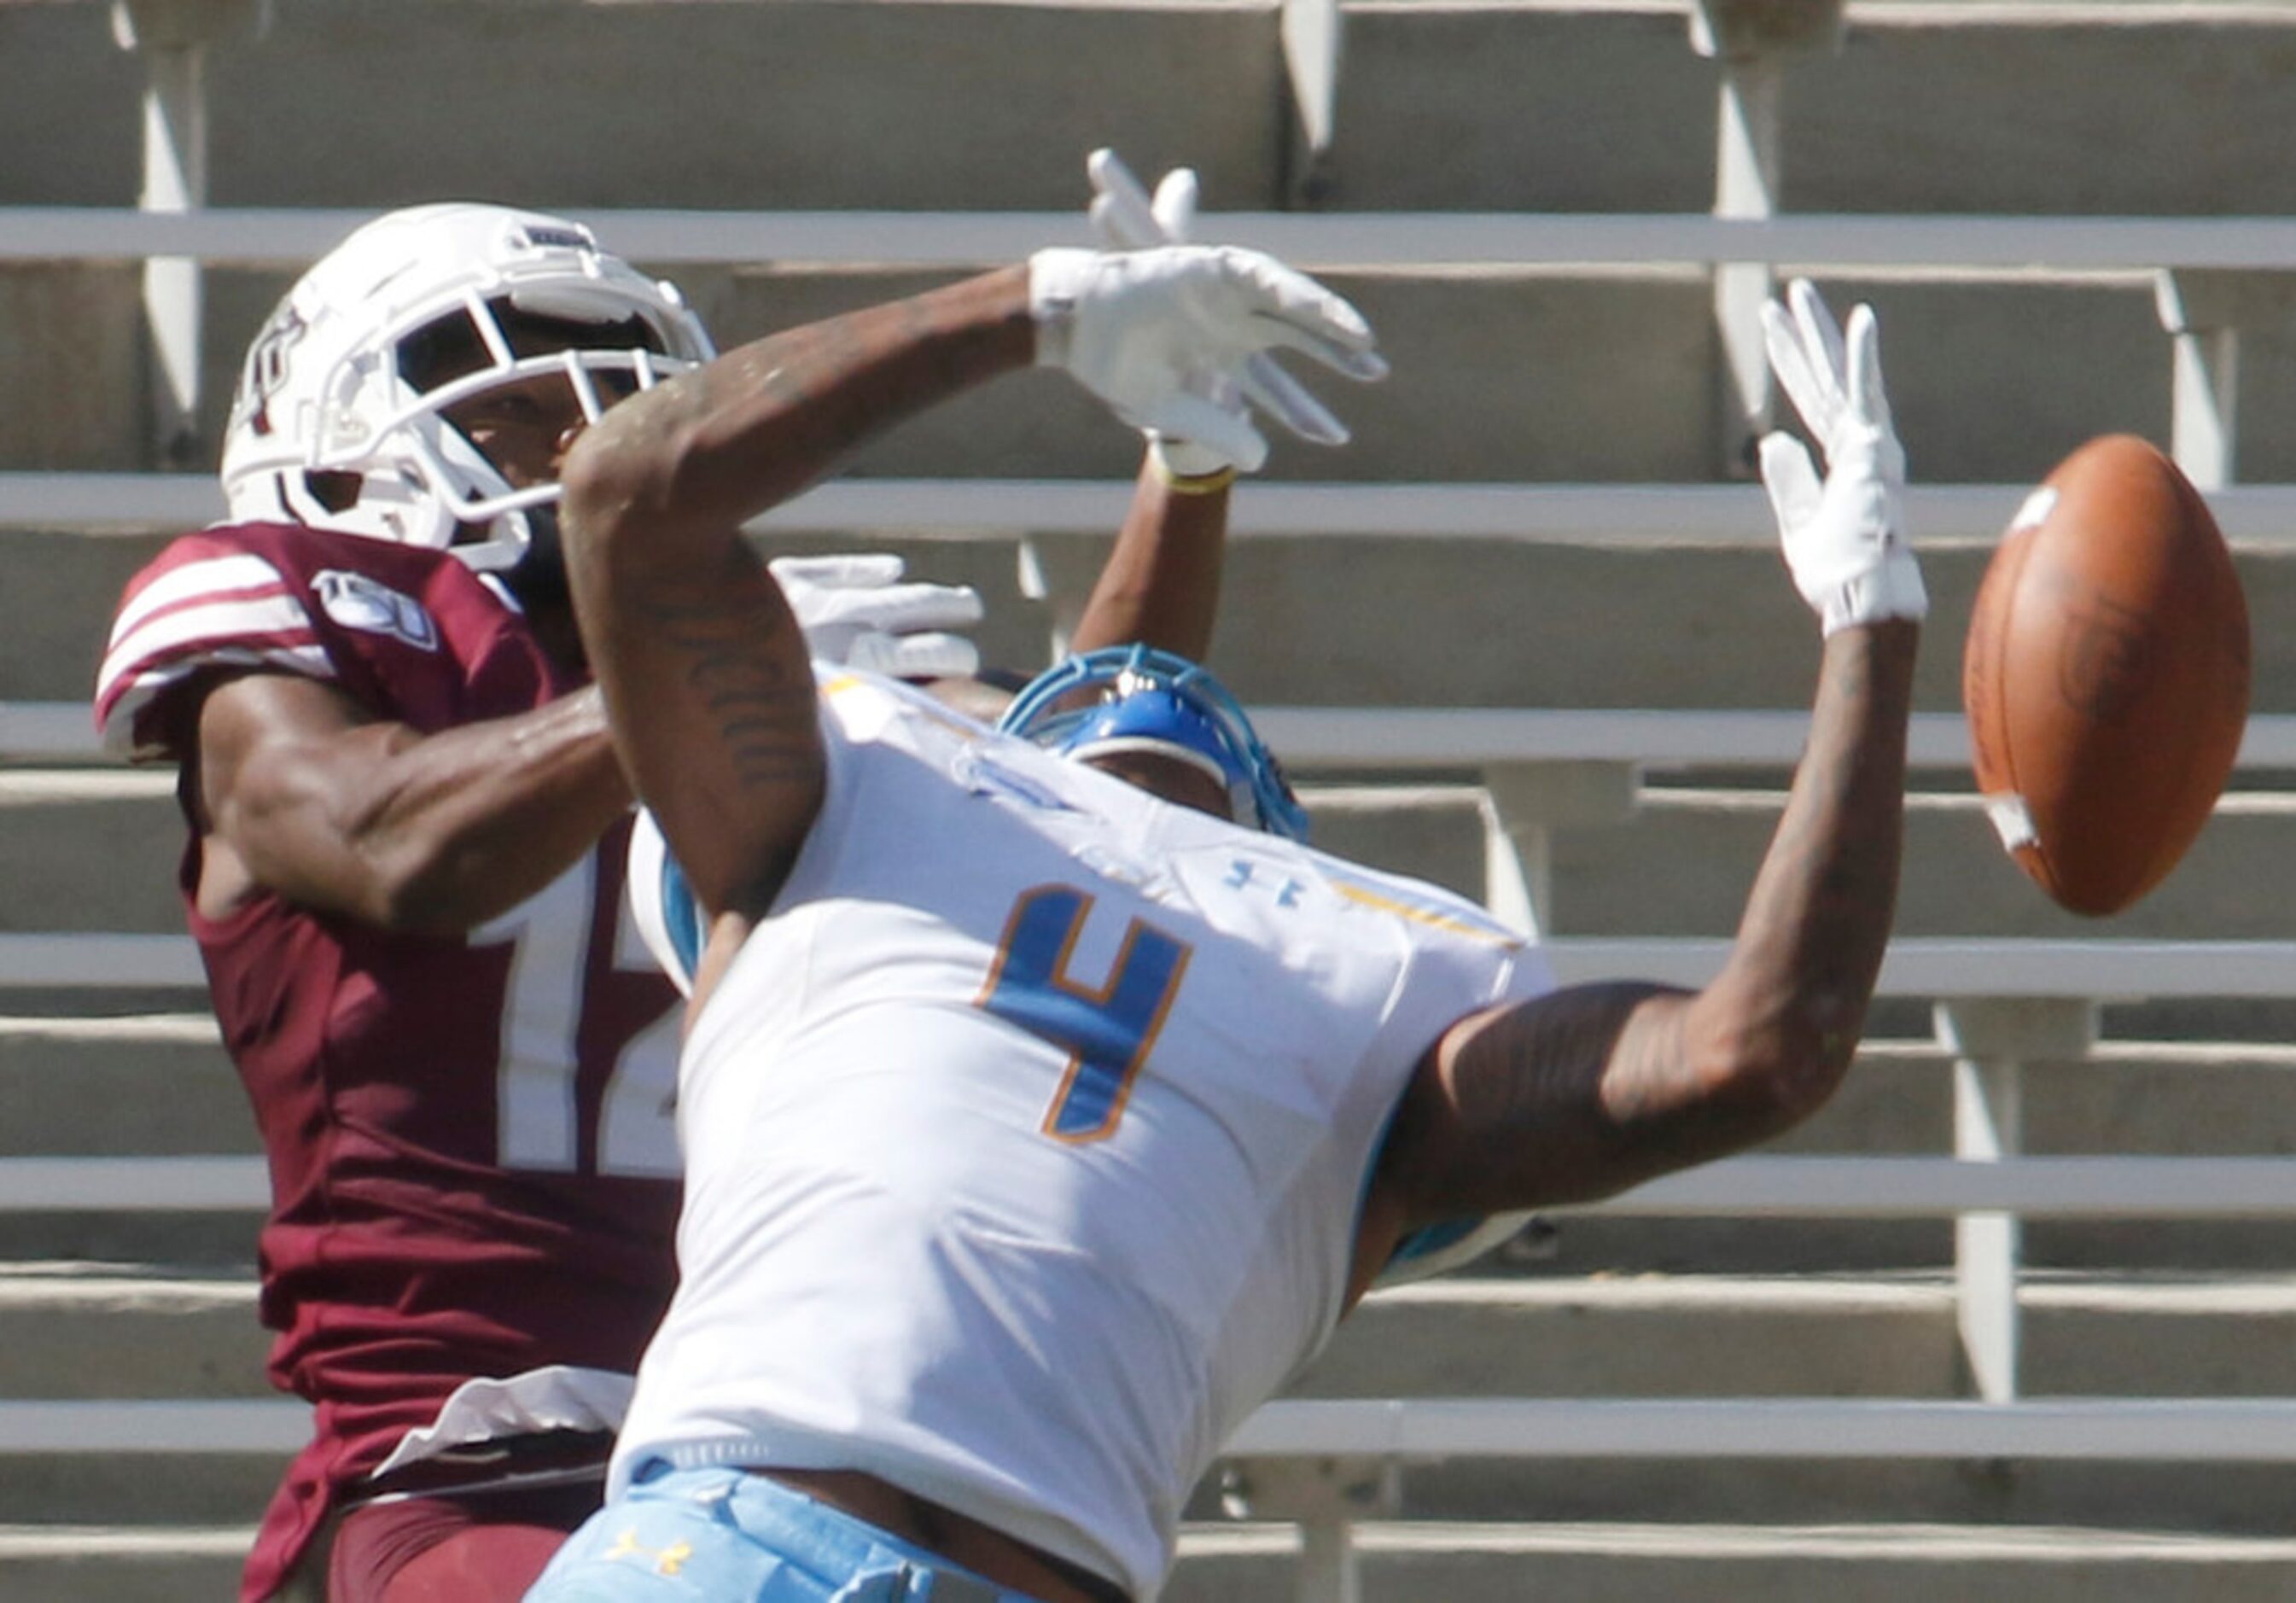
top-left (613, 672), bottom-right (1551, 1598)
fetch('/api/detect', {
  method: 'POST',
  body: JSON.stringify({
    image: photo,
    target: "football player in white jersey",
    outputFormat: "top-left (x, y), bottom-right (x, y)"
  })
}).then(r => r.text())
top-left (523, 254), bottom-right (1921, 1603)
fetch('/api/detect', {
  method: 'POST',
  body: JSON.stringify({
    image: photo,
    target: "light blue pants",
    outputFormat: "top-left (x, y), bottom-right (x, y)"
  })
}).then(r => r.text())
top-left (522, 1461), bottom-right (1040, 1602)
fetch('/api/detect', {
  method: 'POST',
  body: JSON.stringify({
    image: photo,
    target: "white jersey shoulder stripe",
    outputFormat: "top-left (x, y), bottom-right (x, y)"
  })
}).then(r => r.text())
top-left (99, 643), bottom-right (337, 758)
top-left (106, 551), bottom-right (290, 649)
top-left (97, 592), bottom-right (323, 708)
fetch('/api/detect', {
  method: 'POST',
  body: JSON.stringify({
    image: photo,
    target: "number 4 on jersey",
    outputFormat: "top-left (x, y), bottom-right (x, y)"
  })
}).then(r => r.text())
top-left (977, 885), bottom-right (1192, 1143)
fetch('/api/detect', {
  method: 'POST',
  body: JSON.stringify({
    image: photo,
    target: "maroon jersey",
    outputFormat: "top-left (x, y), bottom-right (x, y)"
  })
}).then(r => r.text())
top-left (96, 522), bottom-right (682, 1600)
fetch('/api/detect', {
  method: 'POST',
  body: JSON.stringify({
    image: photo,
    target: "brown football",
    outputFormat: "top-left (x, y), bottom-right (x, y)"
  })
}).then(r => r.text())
top-left (1961, 434), bottom-right (2249, 916)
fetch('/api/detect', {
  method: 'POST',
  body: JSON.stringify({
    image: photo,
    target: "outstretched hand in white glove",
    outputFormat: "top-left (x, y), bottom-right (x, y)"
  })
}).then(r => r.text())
top-left (1758, 278), bottom-right (1927, 636)
top-left (1029, 233), bottom-right (1384, 474)
top-left (768, 553), bottom-right (983, 680)
top-left (1087, 149), bottom-right (1356, 480)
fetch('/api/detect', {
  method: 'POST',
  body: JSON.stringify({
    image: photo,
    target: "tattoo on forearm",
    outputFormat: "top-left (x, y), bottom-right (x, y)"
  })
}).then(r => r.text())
top-left (558, 271), bottom-right (1027, 820)
top-left (673, 291), bottom-right (1017, 498)
top-left (626, 558), bottom-right (814, 790)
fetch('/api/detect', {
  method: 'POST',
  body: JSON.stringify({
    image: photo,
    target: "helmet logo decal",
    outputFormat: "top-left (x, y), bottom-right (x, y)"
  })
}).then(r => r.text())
top-left (312, 570), bottom-right (440, 652)
top-left (236, 304), bottom-right (307, 438)
top-left (516, 224), bottom-right (597, 254)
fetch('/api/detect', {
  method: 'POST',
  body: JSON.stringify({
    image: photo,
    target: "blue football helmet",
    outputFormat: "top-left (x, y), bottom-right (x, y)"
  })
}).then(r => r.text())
top-left (996, 645), bottom-right (1308, 840)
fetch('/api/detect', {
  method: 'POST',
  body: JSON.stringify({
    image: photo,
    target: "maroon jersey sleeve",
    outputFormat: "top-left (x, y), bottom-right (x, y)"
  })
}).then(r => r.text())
top-left (96, 525), bottom-right (335, 760)
top-left (97, 524), bottom-right (685, 1602)
top-left (95, 520), bottom-right (547, 760)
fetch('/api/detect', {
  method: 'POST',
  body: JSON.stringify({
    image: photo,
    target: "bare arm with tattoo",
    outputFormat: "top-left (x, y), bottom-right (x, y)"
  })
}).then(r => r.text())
top-left (1359, 621), bottom-right (1916, 1278)
top-left (557, 244), bottom-right (1381, 980)
top-left (557, 270), bottom-right (1038, 934)
top-left (1354, 280), bottom-right (1927, 1295)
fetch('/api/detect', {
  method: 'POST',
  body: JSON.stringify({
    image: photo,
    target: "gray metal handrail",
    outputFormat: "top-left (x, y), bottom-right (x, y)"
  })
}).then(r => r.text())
top-left (15, 471), bottom-right (2296, 547)
top-left (8, 205), bottom-right (2296, 271)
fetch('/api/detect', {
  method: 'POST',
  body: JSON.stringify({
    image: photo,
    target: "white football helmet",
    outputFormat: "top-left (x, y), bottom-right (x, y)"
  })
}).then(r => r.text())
top-left (220, 202), bottom-right (715, 572)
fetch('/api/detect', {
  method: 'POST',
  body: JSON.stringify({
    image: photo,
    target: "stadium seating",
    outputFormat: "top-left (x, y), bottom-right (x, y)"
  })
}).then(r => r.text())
top-left (8, 0), bottom-right (2296, 1596)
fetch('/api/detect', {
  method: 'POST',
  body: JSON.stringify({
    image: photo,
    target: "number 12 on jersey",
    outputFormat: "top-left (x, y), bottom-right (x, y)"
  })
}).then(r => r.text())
top-left (976, 885), bottom-right (1192, 1144)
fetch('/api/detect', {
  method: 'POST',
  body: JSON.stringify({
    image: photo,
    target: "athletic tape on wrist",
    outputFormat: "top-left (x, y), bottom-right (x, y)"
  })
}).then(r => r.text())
top-left (1148, 446), bottom-right (1236, 495)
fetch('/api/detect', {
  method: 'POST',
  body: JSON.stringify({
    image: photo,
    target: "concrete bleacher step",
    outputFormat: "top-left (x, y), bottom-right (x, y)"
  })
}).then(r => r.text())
top-left (0, 1448), bottom-right (283, 1527)
top-left (1784, 1040), bottom-right (2296, 1160)
top-left (0, 1192), bottom-right (254, 1271)
top-left (7, 1250), bottom-right (2288, 1396)
top-left (4, 1040), bottom-right (2288, 1272)
top-left (13, 754), bottom-right (2296, 953)
top-left (1536, 1209), bottom-right (2296, 1281)
top-left (13, 1258), bottom-right (2293, 1444)
top-left (1534, 1037), bottom-right (2296, 1274)
top-left (1326, 3), bottom-right (2296, 218)
top-left (0, 528), bottom-right (166, 705)
top-left (1427, 1030), bottom-right (2296, 1275)
top-left (1549, 785), bottom-right (2296, 941)
top-left (1325, 1454), bottom-right (2296, 1544)
top-left (9, 1075), bottom-right (2287, 1276)
top-left (0, 1014), bottom-right (246, 1157)
top-left (0, 773), bottom-right (186, 935)
top-left (12, 1516), bottom-right (2296, 1603)
top-left (6, 1265), bottom-right (2294, 1547)
top-left (0, 1262), bottom-right (265, 1400)
top-left (18, 508), bottom-right (2296, 734)
top-left (1314, 781), bottom-right (2296, 950)
top-left (15, 1), bottom-right (2296, 219)
top-left (1164, 1519), bottom-right (2296, 1603)
top-left (1296, 1272), bottom-right (2296, 1402)
top-left (18, 0), bottom-right (2296, 485)
top-left (16, 2), bottom-right (2296, 492)
top-left (6, 1), bottom-right (1297, 216)
top-left (0, 1262), bottom-right (2223, 1419)
top-left (788, 532), bottom-right (2293, 720)
top-left (0, 1525), bottom-right (252, 1603)
top-left (0, 257), bottom-right (2197, 492)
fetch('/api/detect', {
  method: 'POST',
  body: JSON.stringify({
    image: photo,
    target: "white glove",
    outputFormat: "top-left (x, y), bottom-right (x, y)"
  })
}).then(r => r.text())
top-left (1088, 148), bottom-right (1353, 480)
top-left (1757, 277), bottom-right (1927, 636)
top-left (1029, 242), bottom-right (1385, 474)
top-left (768, 553), bottom-right (983, 679)
top-left (1087, 147), bottom-right (1202, 255)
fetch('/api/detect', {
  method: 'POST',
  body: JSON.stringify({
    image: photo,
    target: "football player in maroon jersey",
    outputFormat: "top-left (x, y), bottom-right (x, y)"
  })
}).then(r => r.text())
top-left (92, 188), bottom-right (1292, 1603)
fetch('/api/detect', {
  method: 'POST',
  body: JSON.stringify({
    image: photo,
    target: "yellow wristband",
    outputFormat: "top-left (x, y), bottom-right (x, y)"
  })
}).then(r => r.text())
top-left (1150, 457), bottom-right (1237, 495)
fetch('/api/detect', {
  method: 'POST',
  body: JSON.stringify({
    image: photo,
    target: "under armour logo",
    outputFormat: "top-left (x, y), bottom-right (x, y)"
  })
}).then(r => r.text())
top-left (1227, 860), bottom-right (1302, 907)
top-left (603, 1527), bottom-right (692, 1577)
